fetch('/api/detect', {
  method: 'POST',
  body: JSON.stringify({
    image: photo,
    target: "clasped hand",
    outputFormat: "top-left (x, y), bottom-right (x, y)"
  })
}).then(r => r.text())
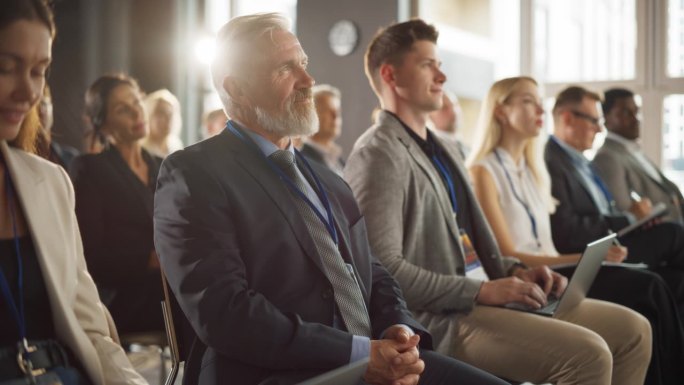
top-left (477, 265), bottom-right (568, 309)
top-left (364, 325), bottom-right (424, 385)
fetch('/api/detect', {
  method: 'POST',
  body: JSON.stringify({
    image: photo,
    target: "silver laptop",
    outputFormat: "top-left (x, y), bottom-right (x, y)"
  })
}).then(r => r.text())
top-left (297, 357), bottom-right (370, 385)
top-left (504, 233), bottom-right (615, 317)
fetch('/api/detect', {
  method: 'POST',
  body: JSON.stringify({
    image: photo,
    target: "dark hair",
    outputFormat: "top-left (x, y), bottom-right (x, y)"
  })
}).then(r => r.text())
top-left (364, 19), bottom-right (438, 93)
top-left (84, 74), bottom-right (141, 146)
top-left (4, 0), bottom-right (55, 152)
top-left (1, 0), bottom-right (55, 37)
top-left (552, 86), bottom-right (601, 117)
top-left (602, 88), bottom-right (634, 115)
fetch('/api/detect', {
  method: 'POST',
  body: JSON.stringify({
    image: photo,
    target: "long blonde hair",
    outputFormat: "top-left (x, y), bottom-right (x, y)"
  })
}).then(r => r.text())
top-left (467, 76), bottom-right (555, 213)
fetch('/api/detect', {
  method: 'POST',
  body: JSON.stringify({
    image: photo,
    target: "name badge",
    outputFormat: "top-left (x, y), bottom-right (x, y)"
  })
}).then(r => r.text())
top-left (461, 230), bottom-right (488, 281)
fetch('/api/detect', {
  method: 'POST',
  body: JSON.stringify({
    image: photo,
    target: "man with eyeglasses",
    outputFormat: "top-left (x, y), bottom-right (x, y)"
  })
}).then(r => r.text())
top-left (592, 88), bottom-right (684, 224)
top-left (545, 85), bottom-right (684, 322)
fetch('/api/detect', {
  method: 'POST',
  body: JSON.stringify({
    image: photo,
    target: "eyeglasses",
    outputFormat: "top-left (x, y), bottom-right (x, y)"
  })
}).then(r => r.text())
top-left (571, 110), bottom-right (604, 126)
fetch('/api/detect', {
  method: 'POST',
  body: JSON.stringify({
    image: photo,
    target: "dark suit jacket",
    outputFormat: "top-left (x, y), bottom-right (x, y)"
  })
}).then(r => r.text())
top-left (299, 142), bottom-right (345, 172)
top-left (153, 126), bottom-right (429, 385)
top-left (544, 138), bottom-right (630, 253)
top-left (70, 147), bottom-right (164, 332)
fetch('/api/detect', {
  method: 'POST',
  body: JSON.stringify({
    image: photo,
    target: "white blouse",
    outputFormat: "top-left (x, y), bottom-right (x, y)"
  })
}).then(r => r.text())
top-left (474, 148), bottom-right (559, 256)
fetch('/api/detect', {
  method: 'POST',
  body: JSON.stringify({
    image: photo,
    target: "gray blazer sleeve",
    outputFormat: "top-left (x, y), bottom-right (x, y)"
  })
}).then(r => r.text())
top-left (345, 143), bottom-right (482, 314)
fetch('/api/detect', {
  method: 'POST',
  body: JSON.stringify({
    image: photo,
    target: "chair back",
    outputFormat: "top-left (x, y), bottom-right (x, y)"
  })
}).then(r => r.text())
top-left (161, 270), bottom-right (196, 385)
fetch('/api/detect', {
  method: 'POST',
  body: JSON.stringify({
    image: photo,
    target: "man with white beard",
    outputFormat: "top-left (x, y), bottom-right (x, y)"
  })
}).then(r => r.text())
top-left (153, 12), bottom-right (505, 385)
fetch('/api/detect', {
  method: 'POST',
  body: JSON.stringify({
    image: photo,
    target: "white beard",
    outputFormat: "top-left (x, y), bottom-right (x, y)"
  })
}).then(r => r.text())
top-left (254, 98), bottom-right (319, 138)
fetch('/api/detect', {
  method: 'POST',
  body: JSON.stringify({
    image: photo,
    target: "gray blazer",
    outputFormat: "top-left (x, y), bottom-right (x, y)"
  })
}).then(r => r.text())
top-left (345, 111), bottom-right (517, 354)
top-left (593, 136), bottom-right (684, 224)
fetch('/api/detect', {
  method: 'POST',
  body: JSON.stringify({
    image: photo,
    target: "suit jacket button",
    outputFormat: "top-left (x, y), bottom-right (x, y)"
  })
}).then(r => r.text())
top-left (322, 288), bottom-right (333, 299)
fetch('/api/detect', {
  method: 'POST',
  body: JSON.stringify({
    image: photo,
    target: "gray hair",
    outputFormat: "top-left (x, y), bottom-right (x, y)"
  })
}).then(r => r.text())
top-left (211, 13), bottom-right (291, 114)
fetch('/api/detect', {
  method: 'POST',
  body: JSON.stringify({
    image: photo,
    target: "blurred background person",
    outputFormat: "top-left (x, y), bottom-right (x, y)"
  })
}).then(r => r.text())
top-left (201, 108), bottom-right (227, 139)
top-left (0, 1), bottom-right (146, 383)
top-left (70, 74), bottom-right (164, 335)
top-left (428, 90), bottom-right (469, 160)
top-left (300, 84), bottom-right (345, 175)
top-left (141, 88), bottom-right (182, 158)
top-left (35, 85), bottom-right (80, 168)
top-left (593, 88), bottom-right (684, 224)
top-left (467, 76), bottom-right (684, 384)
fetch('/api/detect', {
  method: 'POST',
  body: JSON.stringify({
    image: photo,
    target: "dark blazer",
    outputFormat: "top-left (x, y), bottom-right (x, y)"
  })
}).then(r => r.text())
top-left (544, 138), bottom-right (630, 253)
top-left (299, 142), bottom-right (345, 171)
top-left (153, 126), bottom-right (429, 385)
top-left (69, 146), bottom-right (163, 332)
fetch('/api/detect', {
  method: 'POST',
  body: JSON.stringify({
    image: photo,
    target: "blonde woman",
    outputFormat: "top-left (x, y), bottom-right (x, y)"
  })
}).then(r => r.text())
top-left (141, 89), bottom-right (183, 157)
top-left (468, 76), bottom-right (684, 384)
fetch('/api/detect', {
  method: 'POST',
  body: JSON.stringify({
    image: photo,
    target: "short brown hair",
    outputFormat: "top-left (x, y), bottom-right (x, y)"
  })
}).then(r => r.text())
top-left (552, 86), bottom-right (601, 117)
top-left (364, 19), bottom-right (438, 94)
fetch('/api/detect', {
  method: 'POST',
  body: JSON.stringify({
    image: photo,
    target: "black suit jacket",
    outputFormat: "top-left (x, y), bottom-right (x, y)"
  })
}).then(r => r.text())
top-left (544, 138), bottom-right (630, 253)
top-left (70, 147), bottom-right (164, 332)
top-left (153, 126), bottom-right (429, 385)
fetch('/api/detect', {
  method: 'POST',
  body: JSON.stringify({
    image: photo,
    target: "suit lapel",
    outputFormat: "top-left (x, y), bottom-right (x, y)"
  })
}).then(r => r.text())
top-left (224, 131), bottom-right (326, 273)
top-left (103, 147), bottom-right (156, 218)
top-left (549, 139), bottom-right (599, 205)
top-left (298, 160), bottom-right (371, 300)
top-left (388, 116), bottom-right (461, 240)
top-left (606, 138), bottom-right (676, 195)
top-left (0, 142), bottom-right (71, 337)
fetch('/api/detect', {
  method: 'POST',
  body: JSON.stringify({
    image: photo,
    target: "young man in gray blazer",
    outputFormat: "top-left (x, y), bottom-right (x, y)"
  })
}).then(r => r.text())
top-left (344, 19), bottom-right (651, 385)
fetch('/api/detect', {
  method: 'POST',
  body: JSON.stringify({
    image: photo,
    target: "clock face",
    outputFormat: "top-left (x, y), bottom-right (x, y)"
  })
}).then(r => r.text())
top-left (328, 20), bottom-right (359, 57)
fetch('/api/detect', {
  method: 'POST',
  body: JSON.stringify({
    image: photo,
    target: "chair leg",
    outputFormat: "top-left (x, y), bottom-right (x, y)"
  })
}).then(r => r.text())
top-left (158, 346), bottom-right (167, 385)
top-left (164, 364), bottom-right (179, 385)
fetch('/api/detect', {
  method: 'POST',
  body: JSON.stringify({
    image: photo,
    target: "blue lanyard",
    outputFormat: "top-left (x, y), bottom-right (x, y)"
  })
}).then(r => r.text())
top-left (494, 150), bottom-right (541, 248)
top-left (0, 167), bottom-right (27, 343)
top-left (589, 166), bottom-right (614, 203)
top-left (431, 153), bottom-right (458, 214)
top-left (226, 121), bottom-right (339, 245)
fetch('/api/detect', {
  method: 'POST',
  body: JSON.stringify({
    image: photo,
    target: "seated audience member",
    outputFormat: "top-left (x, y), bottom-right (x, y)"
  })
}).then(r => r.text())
top-left (545, 86), bottom-right (684, 318)
top-left (202, 108), bottom-right (227, 138)
top-left (593, 87), bottom-right (684, 224)
top-left (70, 74), bottom-right (164, 334)
top-left (83, 126), bottom-right (105, 154)
top-left (428, 90), bottom-right (469, 160)
top-left (300, 84), bottom-right (345, 175)
top-left (468, 76), bottom-right (684, 385)
top-left (0, 1), bottom-right (146, 383)
top-left (153, 13), bottom-right (508, 385)
top-left (35, 85), bottom-right (80, 168)
top-left (345, 19), bottom-right (651, 385)
top-left (141, 89), bottom-right (183, 158)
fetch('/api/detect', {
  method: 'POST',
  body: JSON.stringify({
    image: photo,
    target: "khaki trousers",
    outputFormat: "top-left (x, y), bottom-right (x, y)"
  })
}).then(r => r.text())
top-left (450, 299), bottom-right (651, 385)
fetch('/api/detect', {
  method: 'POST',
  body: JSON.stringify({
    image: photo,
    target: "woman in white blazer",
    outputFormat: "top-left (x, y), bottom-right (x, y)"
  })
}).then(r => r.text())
top-left (0, 1), bottom-right (147, 384)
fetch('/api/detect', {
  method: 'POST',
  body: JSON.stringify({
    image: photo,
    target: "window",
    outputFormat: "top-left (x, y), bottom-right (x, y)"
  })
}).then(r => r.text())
top-left (663, 95), bottom-right (684, 187)
top-left (668, 0), bottom-right (684, 77)
top-left (533, 0), bottom-right (637, 83)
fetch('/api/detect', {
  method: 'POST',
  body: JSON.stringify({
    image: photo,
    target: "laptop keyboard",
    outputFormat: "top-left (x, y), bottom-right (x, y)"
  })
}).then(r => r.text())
top-left (505, 293), bottom-right (560, 313)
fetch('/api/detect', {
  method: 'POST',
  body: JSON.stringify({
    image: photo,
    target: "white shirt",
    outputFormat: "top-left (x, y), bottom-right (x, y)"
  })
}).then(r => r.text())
top-left (475, 148), bottom-right (559, 256)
